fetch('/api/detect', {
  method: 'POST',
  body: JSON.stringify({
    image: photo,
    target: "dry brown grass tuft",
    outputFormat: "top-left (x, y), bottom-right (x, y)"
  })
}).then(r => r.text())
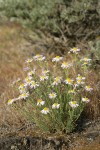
top-left (0, 22), bottom-right (26, 95)
top-left (84, 70), bottom-right (100, 119)
top-left (0, 22), bottom-right (28, 127)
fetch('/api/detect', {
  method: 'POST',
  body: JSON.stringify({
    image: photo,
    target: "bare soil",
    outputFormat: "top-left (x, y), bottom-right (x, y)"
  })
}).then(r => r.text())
top-left (0, 118), bottom-right (100, 150)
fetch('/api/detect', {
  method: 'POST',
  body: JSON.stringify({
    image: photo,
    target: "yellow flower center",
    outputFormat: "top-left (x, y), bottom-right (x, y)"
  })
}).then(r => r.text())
top-left (84, 98), bottom-right (88, 101)
top-left (37, 99), bottom-right (42, 103)
top-left (41, 76), bottom-right (45, 79)
top-left (30, 71), bottom-right (33, 74)
top-left (21, 84), bottom-right (24, 87)
top-left (86, 86), bottom-right (90, 89)
top-left (38, 57), bottom-right (43, 60)
top-left (36, 54), bottom-right (40, 57)
top-left (27, 79), bottom-right (31, 83)
top-left (84, 58), bottom-right (88, 61)
top-left (63, 62), bottom-right (68, 65)
top-left (54, 103), bottom-right (58, 106)
top-left (83, 62), bottom-right (88, 65)
top-left (73, 47), bottom-right (77, 51)
top-left (55, 56), bottom-right (60, 59)
top-left (43, 107), bottom-right (48, 111)
top-left (22, 93), bottom-right (27, 96)
top-left (31, 81), bottom-right (36, 85)
top-left (55, 77), bottom-right (60, 82)
top-left (8, 99), bottom-right (12, 103)
top-left (77, 79), bottom-right (81, 83)
top-left (78, 76), bottom-right (82, 79)
top-left (27, 59), bottom-right (32, 62)
top-left (72, 101), bottom-right (77, 104)
top-left (26, 77), bottom-right (30, 80)
top-left (51, 93), bottom-right (55, 96)
top-left (70, 90), bottom-right (75, 93)
top-left (67, 78), bottom-right (72, 83)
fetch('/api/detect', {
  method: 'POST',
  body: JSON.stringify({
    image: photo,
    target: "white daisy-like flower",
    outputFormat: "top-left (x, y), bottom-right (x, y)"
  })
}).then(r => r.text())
top-left (40, 75), bottom-right (49, 81)
top-left (33, 54), bottom-right (46, 61)
top-left (52, 56), bottom-right (63, 62)
top-left (82, 62), bottom-right (91, 66)
top-left (25, 76), bottom-right (32, 81)
top-left (69, 101), bottom-right (79, 108)
top-left (18, 83), bottom-right (27, 90)
top-left (24, 80), bottom-right (32, 87)
top-left (18, 83), bottom-right (27, 94)
top-left (64, 78), bottom-right (74, 85)
top-left (61, 62), bottom-right (72, 69)
top-left (25, 58), bottom-right (33, 63)
top-left (68, 47), bottom-right (80, 54)
top-left (85, 86), bottom-right (93, 92)
top-left (24, 76), bottom-right (32, 85)
top-left (76, 74), bottom-right (85, 80)
top-left (73, 82), bottom-right (79, 88)
top-left (76, 79), bottom-right (85, 85)
top-left (42, 70), bottom-right (50, 75)
top-left (81, 57), bottom-right (92, 66)
top-left (49, 92), bottom-right (57, 99)
top-left (33, 54), bottom-right (42, 60)
top-left (81, 57), bottom-right (91, 62)
top-left (52, 76), bottom-right (62, 86)
top-left (52, 103), bottom-right (60, 109)
top-left (7, 97), bottom-right (20, 105)
top-left (24, 76), bottom-right (32, 83)
top-left (19, 92), bottom-right (29, 99)
top-left (33, 54), bottom-right (41, 59)
top-left (30, 81), bottom-right (39, 89)
top-left (8, 99), bottom-right (15, 105)
top-left (41, 107), bottom-right (49, 114)
top-left (27, 69), bottom-right (36, 76)
top-left (37, 99), bottom-right (45, 106)
top-left (76, 74), bottom-right (85, 85)
top-left (82, 97), bottom-right (90, 103)
top-left (68, 89), bottom-right (76, 94)
top-left (19, 88), bottom-right (27, 94)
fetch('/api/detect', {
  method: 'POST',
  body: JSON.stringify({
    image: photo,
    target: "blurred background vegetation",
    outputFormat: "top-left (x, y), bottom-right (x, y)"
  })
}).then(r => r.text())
top-left (0, 0), bottom-right (99, 50)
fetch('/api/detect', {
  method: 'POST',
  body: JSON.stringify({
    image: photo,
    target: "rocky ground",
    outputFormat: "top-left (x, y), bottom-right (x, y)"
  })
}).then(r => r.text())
top-left (0, 118), bottom-right (100, 150)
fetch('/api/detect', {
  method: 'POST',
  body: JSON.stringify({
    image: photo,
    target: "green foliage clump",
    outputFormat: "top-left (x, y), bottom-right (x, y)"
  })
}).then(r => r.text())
top-left (0, 0), bottom-right (99, 43)
top-left (88, 39), bottom-right (100, 61)
top-left (8, 49), bottom-right (93, 133)
top-left (88, 38), bottom-right (100, 70)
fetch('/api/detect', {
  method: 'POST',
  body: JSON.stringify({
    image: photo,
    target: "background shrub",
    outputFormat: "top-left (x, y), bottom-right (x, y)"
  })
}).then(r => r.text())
top-left (0, 0), bottom-right (100, 48)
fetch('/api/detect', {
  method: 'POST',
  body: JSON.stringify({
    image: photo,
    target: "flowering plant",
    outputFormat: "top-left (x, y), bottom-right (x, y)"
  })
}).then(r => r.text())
top-left (8, 51), bottom-right (93, 133)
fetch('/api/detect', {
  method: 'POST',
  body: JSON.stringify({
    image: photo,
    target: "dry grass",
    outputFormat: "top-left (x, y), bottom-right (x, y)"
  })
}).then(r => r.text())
top-left (0, 22), bottom-right (28, 94)
top-left (0, 22), bottom-right (28, 127)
